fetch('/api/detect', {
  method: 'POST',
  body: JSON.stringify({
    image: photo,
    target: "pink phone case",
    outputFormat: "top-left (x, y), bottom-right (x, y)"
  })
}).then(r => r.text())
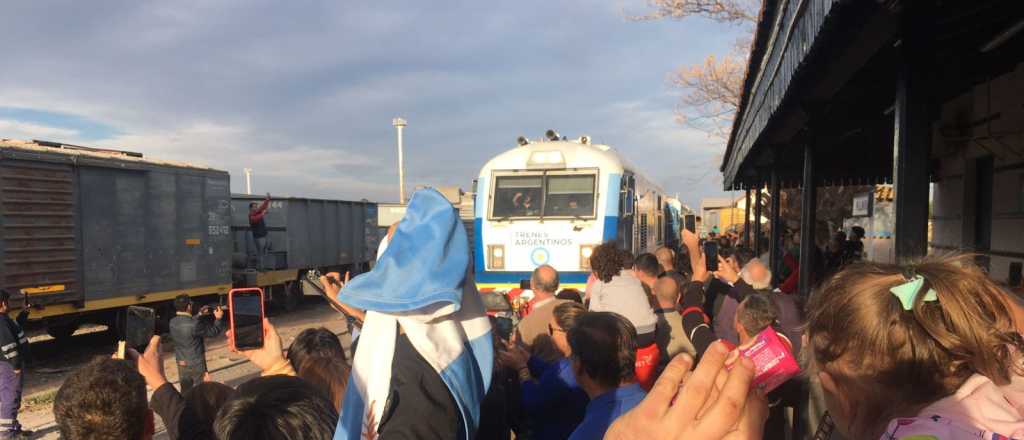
top-left (738, 327), bottom-right (801, 393)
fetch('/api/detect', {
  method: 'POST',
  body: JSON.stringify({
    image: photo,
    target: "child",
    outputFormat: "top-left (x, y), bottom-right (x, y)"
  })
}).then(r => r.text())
top-left (805, 256), bottom-right (1024, 439)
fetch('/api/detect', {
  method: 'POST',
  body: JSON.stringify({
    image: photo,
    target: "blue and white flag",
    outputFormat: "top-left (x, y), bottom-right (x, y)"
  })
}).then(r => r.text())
top-left (335, 188), bottom-right (493, 440)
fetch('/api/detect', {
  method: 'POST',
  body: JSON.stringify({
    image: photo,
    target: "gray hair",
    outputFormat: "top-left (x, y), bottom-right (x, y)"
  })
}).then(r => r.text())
top-left (531, 265), bottom-right (559, 293)
top-left (740, 258), bottom-right (772, 290)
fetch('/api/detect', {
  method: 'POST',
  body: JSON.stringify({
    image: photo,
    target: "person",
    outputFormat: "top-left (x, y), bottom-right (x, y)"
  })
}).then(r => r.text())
top-left (567, 312), bottom-right (646, 440)
top-left (169, 294), bottom-right (226, 393)
top-left (714, 256), bottom-right (804, 355)
top-left (587, 243), bottom-right (660, 390)
top-left (824, 230), bottom-right (847, 275)
top-left (297, 356), bottom-right (349, 414)
top-left (53, 357), bottom-right (153, 440)
top-left (604, 343), bottom-right (767, 439)
top-left (183, 382), bottom-right (235, 439)
top-left (476, 326), bottom-right (523, 440)
top-left (556, 288), bottom-right (583, 304)
top-left (632, 253), bottom-right (661, 292)
top-left (500, 302), bottom-right (589, 440)
top-left (249, 193), bottom-right (272, 267)
top-left (653, 276), bottom-right (696, 369)
top-left (842, 226), bottom-right (865, 264)
top-left (0, 290), bottom-right (30, 439)
top-left (514, 265), bottom-right (566, 363)
top-left (332, 189), bottom-right (492, 440)
top-left (654, 247), bottom-right (676, 274)
top-left (214, 375), bottom-right (338, 440)
top-left (286, 327), bottom-right (346, 373)
top-left (806, 256), bottom-right (1024, 439)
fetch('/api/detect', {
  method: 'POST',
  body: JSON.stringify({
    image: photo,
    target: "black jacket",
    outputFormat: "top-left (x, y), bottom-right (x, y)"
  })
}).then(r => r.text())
top-left (169, 313), bottom-right (225, 372)
top-left (0, 311), bottom-right (29, 370)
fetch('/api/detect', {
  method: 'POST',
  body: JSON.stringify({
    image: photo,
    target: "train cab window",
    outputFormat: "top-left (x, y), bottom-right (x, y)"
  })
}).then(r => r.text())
top-left (544, 174), bottom-right (596, 218)
top-left (492, 175), bottom-right (543, 218)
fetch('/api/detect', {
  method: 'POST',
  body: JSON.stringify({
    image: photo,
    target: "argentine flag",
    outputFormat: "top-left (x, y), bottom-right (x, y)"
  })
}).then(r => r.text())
top-left (335, 188), bottom-right (493, 440)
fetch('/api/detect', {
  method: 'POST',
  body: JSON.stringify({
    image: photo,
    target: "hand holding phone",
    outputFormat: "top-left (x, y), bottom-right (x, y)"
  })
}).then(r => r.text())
top-left (121, 306), bottom-right (156, 358)
top-left (228, 289), bottom-right (265, 351)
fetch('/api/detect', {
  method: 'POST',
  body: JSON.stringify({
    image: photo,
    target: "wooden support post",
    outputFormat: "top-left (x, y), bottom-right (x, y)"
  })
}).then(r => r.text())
top-left (799, 142), bottom-right (817, 298)
top-left (744, 189), bottom-right (752, 248)
top-left (754, 186), bottom-right (763, 254)
top-left (893, 5), bottom-right (934, 262)
top-left (769, 171), bottom-right (781, 277)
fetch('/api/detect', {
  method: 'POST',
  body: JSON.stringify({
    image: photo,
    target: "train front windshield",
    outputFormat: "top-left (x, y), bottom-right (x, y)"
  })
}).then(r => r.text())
top-left (492, 174), bottom-right (595, 219)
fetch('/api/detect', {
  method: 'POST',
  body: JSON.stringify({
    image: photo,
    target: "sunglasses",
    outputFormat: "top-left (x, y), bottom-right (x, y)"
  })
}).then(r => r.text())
top-left (548, 324), bottom-right (565, 336)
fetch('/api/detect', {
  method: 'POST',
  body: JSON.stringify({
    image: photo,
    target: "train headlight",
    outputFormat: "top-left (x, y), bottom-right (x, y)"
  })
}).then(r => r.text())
top-left (580, 245), bottom-right (595, 270)
top-left (488, 245), bottom-right (506, 270)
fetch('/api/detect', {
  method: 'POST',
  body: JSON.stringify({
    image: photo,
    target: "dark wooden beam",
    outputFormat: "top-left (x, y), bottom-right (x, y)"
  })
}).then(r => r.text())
top-left (799, 141), bottom-right (817, 298)
top-left (754, 183), bottom-right (764, 255)
top-left (893, 2), bottom-right (935, 261)
top-left (744, 189), bottom-right (752, 248)
top-left (769, 169), bottom-right (782, 278)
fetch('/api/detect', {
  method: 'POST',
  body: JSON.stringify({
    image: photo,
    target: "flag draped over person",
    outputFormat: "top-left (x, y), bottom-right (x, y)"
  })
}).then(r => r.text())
top-left (335, 188), bottom-right (493, 440)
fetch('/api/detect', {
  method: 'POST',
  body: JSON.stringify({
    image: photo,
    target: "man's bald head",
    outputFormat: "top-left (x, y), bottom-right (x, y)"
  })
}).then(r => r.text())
top-left (740, 259), bottom-right (772, 290)
top-left (655, 247), bottom-right (675, 272)
top-left (531, 265), bottom-right (559, 296)
top-left (653, 276), bottom-right (679, 308)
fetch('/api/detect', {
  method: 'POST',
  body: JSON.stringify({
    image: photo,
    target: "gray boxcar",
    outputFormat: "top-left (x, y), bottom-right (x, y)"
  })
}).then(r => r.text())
top-left (230, 195), bottom-right (378, 273)
top-left (0, 140), bottom-right (232, 334)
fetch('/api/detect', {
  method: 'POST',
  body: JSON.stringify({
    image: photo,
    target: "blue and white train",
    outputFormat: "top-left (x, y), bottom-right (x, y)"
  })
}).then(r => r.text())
top-left (473, 131), bottom-right (680, 292)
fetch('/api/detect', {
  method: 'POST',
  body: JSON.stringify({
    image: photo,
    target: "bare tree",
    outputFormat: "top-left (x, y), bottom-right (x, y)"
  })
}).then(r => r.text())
top-left (631, 0), bottom-right (758, 138)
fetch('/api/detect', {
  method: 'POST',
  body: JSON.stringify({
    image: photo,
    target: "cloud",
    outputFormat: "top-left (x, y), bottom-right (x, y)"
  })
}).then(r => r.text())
top-left (0, 0), bottom-right (745, 207)
top-left (0, 119), bottom-right (80, 140)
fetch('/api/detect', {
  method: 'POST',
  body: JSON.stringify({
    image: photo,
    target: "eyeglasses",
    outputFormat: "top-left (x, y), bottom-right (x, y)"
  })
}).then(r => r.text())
top-left (548, 324), bottom-right (565, 336)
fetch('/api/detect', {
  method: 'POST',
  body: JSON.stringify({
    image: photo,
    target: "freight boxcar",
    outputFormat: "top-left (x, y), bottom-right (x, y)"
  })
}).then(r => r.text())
top-left (0, 139), bottom-right (233, 338)
top-left (229, 195), bottom-right (379, 310)
top-left (0, 139), bottom-right (380, 340)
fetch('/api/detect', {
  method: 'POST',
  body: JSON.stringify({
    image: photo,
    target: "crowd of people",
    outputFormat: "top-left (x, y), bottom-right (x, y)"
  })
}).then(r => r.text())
top-left (28, 189), bottom-right (1024, 439)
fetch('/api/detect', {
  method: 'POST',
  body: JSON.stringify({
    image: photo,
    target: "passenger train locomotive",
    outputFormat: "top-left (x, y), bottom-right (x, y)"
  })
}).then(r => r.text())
top-left (474, 131), bottom-right (680, 295)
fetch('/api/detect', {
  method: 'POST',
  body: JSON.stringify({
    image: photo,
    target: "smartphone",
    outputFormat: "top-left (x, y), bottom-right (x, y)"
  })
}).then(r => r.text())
top-left (124, 305), bottom-right (156, 353)
top-left (228, 288), bottom-right (265, 350)
top-left (684, 215), bottom-right (696, 233)
top-left (703, 241), bottom-right (719, 271)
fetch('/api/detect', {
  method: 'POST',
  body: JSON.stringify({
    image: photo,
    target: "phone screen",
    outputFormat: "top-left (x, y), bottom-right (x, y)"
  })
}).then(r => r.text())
top-left (703, 241), bottom-right (719, 272)
top-left (231, 292), bottom-right (264, 350)
top-left (125, 306), bottom-right (155, 352)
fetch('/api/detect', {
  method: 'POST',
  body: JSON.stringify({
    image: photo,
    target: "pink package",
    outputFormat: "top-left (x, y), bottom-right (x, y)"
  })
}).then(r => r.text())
top-left (738, 327), bottom-right (801, 393)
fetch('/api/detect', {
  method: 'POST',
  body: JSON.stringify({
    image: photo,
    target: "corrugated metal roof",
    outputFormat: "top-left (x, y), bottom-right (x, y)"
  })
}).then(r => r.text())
top-left (0, 138), bottom-right (218, 171)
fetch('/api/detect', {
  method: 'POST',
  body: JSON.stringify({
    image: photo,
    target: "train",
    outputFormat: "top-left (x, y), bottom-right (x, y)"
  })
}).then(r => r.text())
top-left (473, 131), bottom-right (680, 293)
top-left (0, 139), bottom-right (379, 339)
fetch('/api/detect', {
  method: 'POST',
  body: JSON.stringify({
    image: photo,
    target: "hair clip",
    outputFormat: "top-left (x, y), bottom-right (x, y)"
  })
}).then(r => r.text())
top-left (889, 275), bottom-right (938, 311)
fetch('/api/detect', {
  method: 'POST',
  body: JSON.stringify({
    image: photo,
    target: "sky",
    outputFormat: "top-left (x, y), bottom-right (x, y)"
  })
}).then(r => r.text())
top-left (0, 0), bottom-right (746, 209)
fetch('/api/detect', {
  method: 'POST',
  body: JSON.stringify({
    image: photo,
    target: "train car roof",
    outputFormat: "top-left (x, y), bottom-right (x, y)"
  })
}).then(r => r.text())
top-left (478, 139), bottom-right (641, 176)
top-left (231, 193), bottom-right (375, 204)
top-left (0, 138), bottom-right (222, 172)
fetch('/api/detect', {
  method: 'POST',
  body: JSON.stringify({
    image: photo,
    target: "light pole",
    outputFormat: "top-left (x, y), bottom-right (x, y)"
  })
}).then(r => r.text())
top-left (392, 117), bottom-right (407, 203)
top-left (243, 168), bottom-right (253, 195)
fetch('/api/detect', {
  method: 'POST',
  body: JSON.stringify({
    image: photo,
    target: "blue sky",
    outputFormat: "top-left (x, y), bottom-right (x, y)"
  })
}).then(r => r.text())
top-left (0, 0), bottom-right (746, 208)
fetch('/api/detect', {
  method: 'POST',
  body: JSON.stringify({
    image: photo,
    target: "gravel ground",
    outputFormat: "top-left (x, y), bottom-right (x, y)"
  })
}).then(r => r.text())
top-left (16, 298), bottom-right (352, 439)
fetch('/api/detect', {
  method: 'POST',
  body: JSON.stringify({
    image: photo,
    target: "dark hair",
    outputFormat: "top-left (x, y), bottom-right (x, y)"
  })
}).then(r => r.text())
top-left (553, 301), bottom-right (588, 332)
top-left (737, 294), bottom-right (779, 338)
top-left (850, 226), bottom-right (865, 239)
top-left (568, 312), bottom-right (637, 388)
top-left (174, 294), bottom-right (192, 313)
top-left (297, 356), bottom-right (350, 413)
top-left (54, 357), bottom-right (149, 440)
top-left (0, 289), bottom-right (10, 304)
top-left (531, 265), bottom-right (560, 293)
top-left (183, 381), bottom-right (235, 435)
top-left (249, 202), bottom-right (258, 209)
top-left (214, 375), bottom-right (338, 440)
top-left (617, 248), bottom-right (635, 270)
top-left (733, 247), bottom-right (756, 268)
top-left (634, 253), bottom-right (661, 278)
top-left (590, 243), bottom-right (624, 283)
top-left (555, 288), bottom-right (583, 304)
top-left (674, 246), bottom-right (692, 278)
top-left (718, 246), bottom-right (735, 260)
top-left (287, 328), bottom-right (346, 372)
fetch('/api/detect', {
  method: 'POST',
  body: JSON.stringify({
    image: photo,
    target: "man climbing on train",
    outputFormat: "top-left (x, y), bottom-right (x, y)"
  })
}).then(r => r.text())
top-left (0, 290), bottom-right (31, 439)
top-left (249, 193), bottom-right (272, 269)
